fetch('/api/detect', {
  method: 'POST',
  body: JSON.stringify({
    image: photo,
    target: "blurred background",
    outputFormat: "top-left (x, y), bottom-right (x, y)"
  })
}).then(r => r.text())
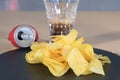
top-left (0, 0), bottom-right (120, 54)
top-left (0, 0), bottom-right (120, 11)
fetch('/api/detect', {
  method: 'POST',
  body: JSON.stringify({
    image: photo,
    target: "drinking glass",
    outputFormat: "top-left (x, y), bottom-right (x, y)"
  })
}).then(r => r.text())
top-left (43, 0), bottom-right (80, 39)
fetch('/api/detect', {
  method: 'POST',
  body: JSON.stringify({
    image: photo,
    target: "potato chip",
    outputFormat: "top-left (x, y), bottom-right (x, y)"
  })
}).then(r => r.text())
top-left (31, 42), bottom-right (47, 51)
top-left (53, 29), bottom-right (78, 44)
top-left (70, 37), bottom-right (84, 48)
top-left (68, 48), bottom-right (88, 76)
top-left (49, 49), bottom-right (63, 61)
top-left (25, 47), bottom-right (50, 64)
top-left (79, 44), bottom-right (95, 62)
top-left (62, 44), bottom-right (73, 61)
top-left (34, 48), bottom-right (50, 62)
top-left (25, 51), bottom-right (40, 64)
top-left (62, 29), bottom-right (78, 44)
top-left (52, 35), bottom-right (64, 42)
top-left (25, 29), bottom-right (111, 77)
top-left (42, 57), bottom-right (69, 77)
top-left (82, 69), bottom-right (93, 75)
top-left (46, 42), bottom-right (63, 51)
top-left (88, 58), bottom-right (105, 75)
top-left (95, 54), bottom-right (111, 65)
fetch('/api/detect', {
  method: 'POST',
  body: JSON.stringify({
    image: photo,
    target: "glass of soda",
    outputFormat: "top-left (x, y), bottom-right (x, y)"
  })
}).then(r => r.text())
top-left (43, 0), bottom-right (80, 40)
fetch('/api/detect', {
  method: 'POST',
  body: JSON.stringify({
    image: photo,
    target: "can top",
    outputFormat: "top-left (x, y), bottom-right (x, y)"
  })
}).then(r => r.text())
top-left (8, 24), bottom-right (39, 48)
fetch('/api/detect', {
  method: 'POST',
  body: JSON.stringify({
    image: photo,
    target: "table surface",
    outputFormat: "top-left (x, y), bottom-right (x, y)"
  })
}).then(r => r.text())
top-left (0, 11), bottom-right (120, 55)
top-left (0, 48), bottom-right (120, 80)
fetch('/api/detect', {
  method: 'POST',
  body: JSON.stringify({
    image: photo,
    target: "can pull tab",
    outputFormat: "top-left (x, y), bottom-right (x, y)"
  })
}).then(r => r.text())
top-left (18, 31), bottom-right (23, 40)
top-left (18, 31), bottom-right (33, 40)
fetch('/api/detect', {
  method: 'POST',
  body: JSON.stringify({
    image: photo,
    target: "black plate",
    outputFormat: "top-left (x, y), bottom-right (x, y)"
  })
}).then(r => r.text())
top-left (0, 48), bottom-right (120, 80)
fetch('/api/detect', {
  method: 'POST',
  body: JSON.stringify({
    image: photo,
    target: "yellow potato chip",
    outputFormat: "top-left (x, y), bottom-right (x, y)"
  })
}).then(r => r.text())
top-left (49, 49), bottom-right (63, 62)
top-left (62, 44), bottom-right (73, 61)
top-left (25, 51), bottom-right (40, 64)
top-left (25, 49), bottom-right (50, 64)
top-left (70, 37), bottom-right (84, 48)
top-left (51, 35), bottom-right (63, 42)
top-left (42, 57), bottom-right (69, 77)
top-left (46, 42), bottom-right (63, 51)
top-left (30, 42), bottom-right (40, 51)
top-left (34, 48), bottom-right (50, 62)
top-left (82, 69), bottom-right (93, 75)
top-left (25, 29), bottom-right (111, 77)
top-left (68, 48), bottom-right (88, 76)
top-left (53, 29), bottom-right (78, 44)
top-left (79, 44), bottom-right (95, 62)
top-left (30, 42), bottom-right (47, 51)
top-left (88, 58), bottom-right (105, 75)
top-left (62, 29), bottom-right (78, 44)
top-left (95, 54), bottom-right (111, 65)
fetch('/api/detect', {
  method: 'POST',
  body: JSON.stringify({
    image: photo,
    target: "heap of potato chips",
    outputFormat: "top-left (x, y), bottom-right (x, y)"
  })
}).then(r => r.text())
top-left (25, 29), bottom-right (111, 77)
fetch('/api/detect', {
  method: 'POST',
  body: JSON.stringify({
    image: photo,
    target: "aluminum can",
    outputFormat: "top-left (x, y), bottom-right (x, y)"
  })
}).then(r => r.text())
top-left (8, 24), bottom-right (39, 48)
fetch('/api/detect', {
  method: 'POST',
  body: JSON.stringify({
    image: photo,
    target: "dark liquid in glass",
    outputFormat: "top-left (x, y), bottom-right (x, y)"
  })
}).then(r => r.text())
top-left (49, 23), bottom-right (73, 36)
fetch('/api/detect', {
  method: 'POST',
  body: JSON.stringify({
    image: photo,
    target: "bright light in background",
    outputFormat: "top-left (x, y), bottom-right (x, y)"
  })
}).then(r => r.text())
top-left (5, 0), bottom-right (19, 11)
top-left (10, 0), bottom-right (18, 10)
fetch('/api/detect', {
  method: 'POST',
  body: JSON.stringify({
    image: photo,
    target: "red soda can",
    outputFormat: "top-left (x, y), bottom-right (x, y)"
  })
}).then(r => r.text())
top-left (8, 24), bottom-right (39, 48)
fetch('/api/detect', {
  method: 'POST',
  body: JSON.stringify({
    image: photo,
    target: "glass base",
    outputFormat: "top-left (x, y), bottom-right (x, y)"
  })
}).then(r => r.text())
top-left (49, 23), bottom-right (73, 42)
